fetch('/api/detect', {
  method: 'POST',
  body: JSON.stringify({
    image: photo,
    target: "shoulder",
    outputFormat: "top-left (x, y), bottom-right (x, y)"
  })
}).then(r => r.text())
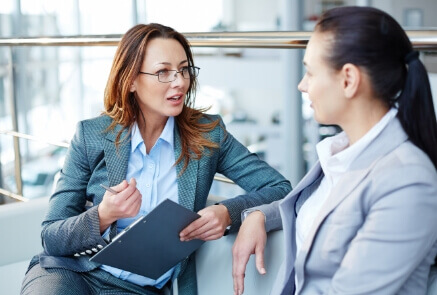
top-left (197, 113), bottom-right (223, 125)
top-left (76, 114), bottom-right (121, 139)
top-left (369, 140), bottom-right (437, 195)
top-left (377, 140), bottom-right (436, 179)
top-left (79, 114), bottom-right (112, 131)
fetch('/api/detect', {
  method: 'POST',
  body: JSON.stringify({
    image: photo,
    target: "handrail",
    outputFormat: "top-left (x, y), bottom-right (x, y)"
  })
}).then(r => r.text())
top-left (0, 130), bottom-right (70, 148)
top-left (0, 30), bottom-right (437, 49)
top-left (0, 130), bottom-right (235, 202)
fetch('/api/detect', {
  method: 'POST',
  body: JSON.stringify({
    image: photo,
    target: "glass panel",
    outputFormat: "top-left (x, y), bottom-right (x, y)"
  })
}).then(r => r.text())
top-left (16, 139), bottom-right (66, 200)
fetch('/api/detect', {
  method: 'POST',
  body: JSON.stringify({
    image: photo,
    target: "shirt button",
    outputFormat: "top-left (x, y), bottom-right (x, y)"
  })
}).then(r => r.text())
top-left (148, 164), bottom-right (154, 169)
top-left (146, 184), bottom-right (150, 188)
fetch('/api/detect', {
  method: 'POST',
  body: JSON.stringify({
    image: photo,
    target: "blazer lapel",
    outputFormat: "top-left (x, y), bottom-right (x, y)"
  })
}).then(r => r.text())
top-left (103, 124), bottom-right (131, 187)
top-left (174, 126), bottom-right (198, 211)
top-left (171, 125), bottom-right (199, 281)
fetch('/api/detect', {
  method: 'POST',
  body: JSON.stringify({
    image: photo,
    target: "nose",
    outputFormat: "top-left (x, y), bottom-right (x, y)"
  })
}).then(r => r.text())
top-left (171, 71), bottom-right (185, 87)
top-left (297, 74), bottom-right (308, 93)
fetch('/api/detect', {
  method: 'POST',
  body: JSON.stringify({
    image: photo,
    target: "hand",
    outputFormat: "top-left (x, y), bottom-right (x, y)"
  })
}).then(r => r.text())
top-left (232, 211), bottom-right (267, 295)
top-left (179, 204), bottom-right (231, 241)
top-left (98, 178), bottom-right (142, 232)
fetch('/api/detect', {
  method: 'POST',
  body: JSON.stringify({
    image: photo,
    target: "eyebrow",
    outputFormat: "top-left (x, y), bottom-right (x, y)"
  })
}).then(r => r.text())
top-left (154, 60), bottom-right (188, 67)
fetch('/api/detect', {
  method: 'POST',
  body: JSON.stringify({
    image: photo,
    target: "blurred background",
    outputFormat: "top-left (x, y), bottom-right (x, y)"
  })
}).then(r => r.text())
top-left (1, 0), bottom-right (437, 204)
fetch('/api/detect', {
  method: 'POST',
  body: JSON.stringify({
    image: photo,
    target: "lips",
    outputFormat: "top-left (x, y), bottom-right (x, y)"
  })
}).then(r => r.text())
top-left (167, 93), bottom-right (184, 102)
top-left (168, 95), bottom-right (181, 101)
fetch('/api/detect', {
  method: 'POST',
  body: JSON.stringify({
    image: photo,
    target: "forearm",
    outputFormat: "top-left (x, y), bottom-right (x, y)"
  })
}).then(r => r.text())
top-left (42, 206), bottom-right (107, 256)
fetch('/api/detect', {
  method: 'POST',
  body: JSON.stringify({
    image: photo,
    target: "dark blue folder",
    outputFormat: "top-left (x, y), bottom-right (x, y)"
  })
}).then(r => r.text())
top-left (90, 199), bottom-right (204, 279)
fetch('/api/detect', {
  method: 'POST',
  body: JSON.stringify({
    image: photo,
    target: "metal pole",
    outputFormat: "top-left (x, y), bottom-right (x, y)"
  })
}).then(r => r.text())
top-left (280, 0), bottom-right (305, 186)
top-left (0, 141), bottom-right (3, 204)
top-left (8, 47), bottom-right (23, 196)
top-left (132, 0), bottom-right (138, 25)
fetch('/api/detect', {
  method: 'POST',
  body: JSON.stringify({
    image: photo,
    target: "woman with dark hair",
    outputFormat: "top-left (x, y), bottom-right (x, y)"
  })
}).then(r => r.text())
top-left (20, 23), bottom-right (291, 295)
top-left (232, 6), bottom-right (437, 295)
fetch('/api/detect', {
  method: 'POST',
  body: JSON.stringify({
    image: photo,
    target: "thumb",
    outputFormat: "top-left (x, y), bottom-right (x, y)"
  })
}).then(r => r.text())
top-left (255, 246), bottom-right (266, 275)
top-left (111, 179), bottom-right (128, 192)
top-left (129, 177), bottom-right (137, 187)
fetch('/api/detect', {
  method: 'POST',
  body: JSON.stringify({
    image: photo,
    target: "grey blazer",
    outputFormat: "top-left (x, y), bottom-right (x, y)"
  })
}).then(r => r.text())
top-left (29, 114), bottom-right (291, 295)
top-left (255, 118), bottom-right (437, 295)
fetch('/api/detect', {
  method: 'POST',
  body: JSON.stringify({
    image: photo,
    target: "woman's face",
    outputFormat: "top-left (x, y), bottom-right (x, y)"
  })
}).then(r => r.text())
top-left (298, 32), bottom-right (346, 125)
top-left (131, 37), bottom-right (190, 122)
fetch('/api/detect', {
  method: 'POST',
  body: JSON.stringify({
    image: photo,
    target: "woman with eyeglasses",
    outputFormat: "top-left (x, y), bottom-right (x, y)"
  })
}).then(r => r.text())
top-left (232, 6), bottom-right (437, 295)
top-left (21, 23), bottom-right (291, 295)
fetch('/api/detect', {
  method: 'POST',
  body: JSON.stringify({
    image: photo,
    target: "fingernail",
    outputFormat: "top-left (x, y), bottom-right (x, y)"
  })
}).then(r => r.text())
top-left (261, 267), bottom-right (266, 274)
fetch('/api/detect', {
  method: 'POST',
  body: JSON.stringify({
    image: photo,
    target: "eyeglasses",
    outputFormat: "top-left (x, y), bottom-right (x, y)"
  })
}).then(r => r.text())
top-left (139, 66), bottom-right (200, 83)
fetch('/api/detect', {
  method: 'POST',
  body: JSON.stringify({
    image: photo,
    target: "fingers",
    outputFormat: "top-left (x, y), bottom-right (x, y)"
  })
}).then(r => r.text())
top-left (232, 243), bottom-right (250, 295)
top-left (179, 217), bottom-right (208, 241)
top-left (255, 246), bottom-right (266, 275)
top-left (99, 178), bottom-right (142, 223)
top-left (110, 179), bottom-right (129, 193)
top-left (116, 178), bottom-right (138, 201)
top-left (231, 211), bottom-right (267, 295)
top-left (180, 205), bottom-right (231, 241)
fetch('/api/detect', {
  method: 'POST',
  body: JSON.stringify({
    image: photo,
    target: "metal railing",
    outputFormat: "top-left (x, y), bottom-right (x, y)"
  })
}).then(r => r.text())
top-left (1, 30), bottom-right (437, 202)
top-left (1, 30), bottom-right (437, 48)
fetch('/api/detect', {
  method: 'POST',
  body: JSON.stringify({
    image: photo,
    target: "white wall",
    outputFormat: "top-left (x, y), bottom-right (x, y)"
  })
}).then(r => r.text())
top-left (372, 0), bottom-right (437, 27)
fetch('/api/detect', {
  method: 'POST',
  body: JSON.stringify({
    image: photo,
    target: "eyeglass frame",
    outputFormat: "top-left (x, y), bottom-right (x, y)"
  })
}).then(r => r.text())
top-left (138, 66), bottom-right (200, 83)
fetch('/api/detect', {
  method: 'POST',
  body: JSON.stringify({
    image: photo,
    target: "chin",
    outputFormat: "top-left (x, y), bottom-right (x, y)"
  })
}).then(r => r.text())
top-left (168, 107), bottom-right (184, 117)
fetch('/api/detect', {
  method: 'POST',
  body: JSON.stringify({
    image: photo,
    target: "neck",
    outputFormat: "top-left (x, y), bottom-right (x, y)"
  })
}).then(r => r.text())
top-left (137, 115), bottom-right (169, 153)
top-left (340, 99), bottom-right (389, 145)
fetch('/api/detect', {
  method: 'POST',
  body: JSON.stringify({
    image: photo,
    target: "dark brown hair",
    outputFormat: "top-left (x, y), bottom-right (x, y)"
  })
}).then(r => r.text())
top-left (103, 23), bottom-right (219, 173)
top-left (316, 6), bottom-right (437, 169)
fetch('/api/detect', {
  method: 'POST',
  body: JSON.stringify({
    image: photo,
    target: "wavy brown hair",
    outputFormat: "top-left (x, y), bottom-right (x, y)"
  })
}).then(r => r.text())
top-left (103, 23), bottom-right (220, 174)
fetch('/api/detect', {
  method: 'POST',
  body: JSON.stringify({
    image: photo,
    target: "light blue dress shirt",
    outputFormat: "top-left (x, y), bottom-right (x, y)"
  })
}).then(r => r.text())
top-left (101, 116), bottom-right (179, 288)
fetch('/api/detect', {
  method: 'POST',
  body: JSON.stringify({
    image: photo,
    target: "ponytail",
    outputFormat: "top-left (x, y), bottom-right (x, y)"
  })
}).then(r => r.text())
top-left (397, 51), bottom-right (437, 170)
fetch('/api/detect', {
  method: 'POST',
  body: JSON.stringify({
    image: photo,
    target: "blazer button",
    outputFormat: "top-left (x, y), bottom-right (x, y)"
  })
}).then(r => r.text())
top-left (97, 244), bottom-right (104, 249)
top-left (80, 252), bottom-right (86, 255)
top-left (92, 248), bottom-right (98, 252)
top-left (74, 253), bottom-right (80, 257)
top-left (86, 250), bottom-right (92, 254)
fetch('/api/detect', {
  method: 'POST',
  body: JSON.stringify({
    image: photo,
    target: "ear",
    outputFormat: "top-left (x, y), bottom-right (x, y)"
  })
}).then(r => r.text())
top-left (130, 81), bottom-right (136, 93)
top-left (340, 63), bottom-right (361, 99)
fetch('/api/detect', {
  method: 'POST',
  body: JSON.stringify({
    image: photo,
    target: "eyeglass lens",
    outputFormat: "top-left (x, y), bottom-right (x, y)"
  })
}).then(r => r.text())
top-left (159, 67), bottom-right (199, 82)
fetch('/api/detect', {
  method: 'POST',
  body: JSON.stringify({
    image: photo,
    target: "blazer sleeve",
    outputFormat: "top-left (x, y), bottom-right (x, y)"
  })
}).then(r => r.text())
top-left (216, 117), bottom-right (292, 233)
top-left (325, 163), bottom-right (437, 294)
top-left (41, 121), bottom-right (107, 257)
top-left (242, 199), bottom-right (284, 233)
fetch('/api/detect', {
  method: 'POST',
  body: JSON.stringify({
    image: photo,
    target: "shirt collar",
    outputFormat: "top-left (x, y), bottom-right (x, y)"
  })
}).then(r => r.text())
top-left (130, 116), bottom-right (175, 153)
top-left (317, 108), bottom-right (398, 180)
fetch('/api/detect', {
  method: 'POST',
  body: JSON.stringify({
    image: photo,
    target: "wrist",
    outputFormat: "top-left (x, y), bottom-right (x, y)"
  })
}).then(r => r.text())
top-left (216, 203), bottom-right (232, 226)
top-left (97, 205), bottom-right (114, 232)
top-left (247, 210), bottom-right (266, 224)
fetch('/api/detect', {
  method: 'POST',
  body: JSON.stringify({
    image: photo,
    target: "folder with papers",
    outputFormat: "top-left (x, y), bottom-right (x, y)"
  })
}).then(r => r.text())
top-left (90, 199), bottom-right (204, 279)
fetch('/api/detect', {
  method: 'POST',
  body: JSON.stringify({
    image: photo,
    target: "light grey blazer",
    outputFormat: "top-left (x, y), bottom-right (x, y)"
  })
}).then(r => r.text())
top-left (254, 117), bottom-right (437, 295)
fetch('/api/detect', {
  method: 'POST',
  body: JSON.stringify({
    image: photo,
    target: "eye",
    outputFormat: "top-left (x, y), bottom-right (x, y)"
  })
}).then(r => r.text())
top-left (157, 69), bottom-right (170, 76)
